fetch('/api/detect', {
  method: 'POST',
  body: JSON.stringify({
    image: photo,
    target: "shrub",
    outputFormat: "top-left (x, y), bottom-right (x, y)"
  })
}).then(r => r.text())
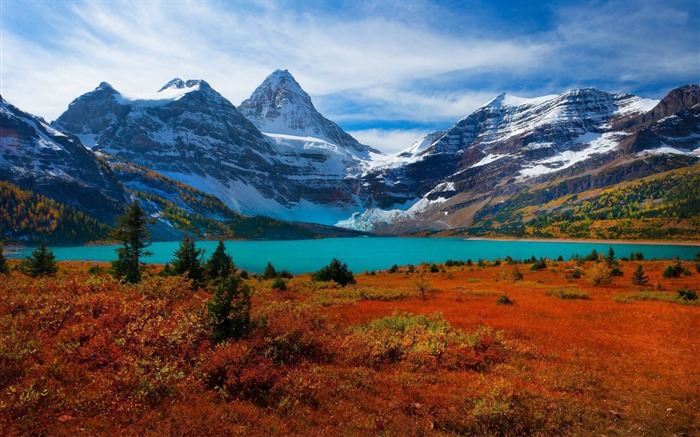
top-left (677, 288), bottom-right (698, 301)
top-left (278, 269), bottom-right (293, 279)
top-left (587, 263), bottom-right (612, 286)
top-left (662, 259), bottom-right (689, 278)
top-left (610, 266), bottom-right (623, 277)
top-left (429, 263), bottom-right (440, 273)
top-left (530, 258), bottom-right (547, 271)
top-left (271, 277), bottom-right (286, 291)
top-left (512, 266), bottom-right (523, 281)
top-left (313, 258), bottom-right (355, 286)
top-left (496, 294), bottom-right (514, 305)
top-left (615, 291), bottom-right (700, 306)
top-left (549, 288), bottom-right (590, 300)
top-left (388, 264), bottom-right (399, 273)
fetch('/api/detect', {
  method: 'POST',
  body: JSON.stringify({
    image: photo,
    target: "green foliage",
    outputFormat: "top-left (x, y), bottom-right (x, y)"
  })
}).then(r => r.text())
top-left (0, 241), bottom-right (9, 275)
top-left (662, 259), bottom-right (689, 278)
top-left (677, 288), bottom-right (698, 301)
top-left (512, 266), bottom-right (523, 281)
top-left (0, 180), bottom-right (109, 244)
top-left (207, 276), bottom-right (252, 342)
top-left (262, 262), bottom-right (277, 280)
top-left (530, 258), bottom-right (547, 271)
top-left (110, 200), bottom-right (153, 283)
top-left (312, 258), bottom-right (356, 286)
top-left (387, 264), bottom-right (399, 273)
top-left (429, 263), bottom-right (440, 273)
top-left (631, 265), bottom-right (649, 286)
top-left (170, 233), bottom-right (205, 286)
top-left (464, 167), bottom-right (700, 240)
top-left (496, 294), bottom-right (514, 305)
top-left (271, 277), bottom-right (287, 291)
top-left (205, 241), bottom-right (234, 281)
top-left (21, 242), bottom-right (57, 277)
top-left (587, 263), bottom-right (613, 286)
top-left (549, 288), bottom-right (590, 300)
top-left (605, 247), bottom-right (617, 267)
top-left (615, 291), bottom-right (700, 306)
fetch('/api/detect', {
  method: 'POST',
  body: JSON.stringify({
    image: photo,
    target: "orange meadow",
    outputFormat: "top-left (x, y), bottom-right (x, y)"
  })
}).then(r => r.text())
top-left (0, 258), bottom-right (698, 435)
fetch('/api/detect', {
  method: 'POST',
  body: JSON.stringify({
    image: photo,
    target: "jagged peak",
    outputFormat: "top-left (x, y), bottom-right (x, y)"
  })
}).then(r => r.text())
top-left (158, 78), bottom-right (209, 93)
top-left (96, 82), bottom-right (117, 92)
top-left (246, 69), bottom-right (313, 109)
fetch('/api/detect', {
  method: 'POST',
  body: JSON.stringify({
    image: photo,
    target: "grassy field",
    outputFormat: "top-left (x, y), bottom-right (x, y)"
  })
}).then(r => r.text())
top-left (1, 258), bottom-right (698, 435)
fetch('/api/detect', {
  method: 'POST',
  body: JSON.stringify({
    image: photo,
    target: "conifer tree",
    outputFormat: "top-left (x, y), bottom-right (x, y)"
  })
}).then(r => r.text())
top-left (605, 247), bottom-right (617, 267)
top-left (262, 261), bottom-right (277, 279)
top-left (22, 242), bottom-right (57, 277)
top-left (206, 240), bottom-right (234, 281)
top-left (171, 233), bottom-right (205, 285)
top-left (207, 276), bottom-right (252, 342)
top-left (111, 200), bottom-right (153, 283)
top-left (0, 241), bottom-right (9, 275)
top-left (631, 264), bottom-right (649, 286)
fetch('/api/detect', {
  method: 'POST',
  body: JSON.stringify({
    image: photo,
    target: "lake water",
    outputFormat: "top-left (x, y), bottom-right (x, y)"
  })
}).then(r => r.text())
top-left (9, 238), bottom-right (699, 274)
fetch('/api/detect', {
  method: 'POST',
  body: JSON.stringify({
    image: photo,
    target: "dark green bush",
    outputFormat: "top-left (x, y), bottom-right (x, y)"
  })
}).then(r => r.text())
top-left (312, 258), bottom-right (356, 286)
top-left (677, 288), bottom-right (698, 301)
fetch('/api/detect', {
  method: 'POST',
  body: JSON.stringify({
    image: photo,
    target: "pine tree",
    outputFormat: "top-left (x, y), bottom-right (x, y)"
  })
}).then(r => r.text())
top-left (631, 264), bottom-right (649, 286)
top-left (0, 241), bottom-right (10, 275)
top-left (207, 276), bottom-right (252, 342)
top-left (111, 200), bottom-right (153, 283)
top-left (205, 240), bottom-right (234, 281)
top-left (605, 247), bottom-right (617, 267)
top-left (22, 242), bottom-right (57, 277)
top-left (262, 262), bottom-right (277, 280)
top-left (171, 233), bottom-right (205, 285)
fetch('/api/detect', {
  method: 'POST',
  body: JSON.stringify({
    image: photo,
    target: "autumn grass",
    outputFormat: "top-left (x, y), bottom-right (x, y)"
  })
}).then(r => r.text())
top-left (614, 290), bottom-right (700, 306)
top-left (0, 258), bottom-right (698, 435)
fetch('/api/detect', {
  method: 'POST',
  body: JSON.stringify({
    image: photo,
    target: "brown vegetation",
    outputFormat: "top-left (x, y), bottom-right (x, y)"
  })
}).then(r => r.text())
top-left (0, 258), bottom-right (698, 435)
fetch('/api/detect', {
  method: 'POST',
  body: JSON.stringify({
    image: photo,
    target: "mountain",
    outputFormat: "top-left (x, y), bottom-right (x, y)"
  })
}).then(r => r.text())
top-left (239, 69), bottom-right (376, 155)
top-left (0, 95), bottom-right (128, 222)
top-left (343, 85), bottom-right (700, 233)
top-left (55, 74), bottom-right (380, 224)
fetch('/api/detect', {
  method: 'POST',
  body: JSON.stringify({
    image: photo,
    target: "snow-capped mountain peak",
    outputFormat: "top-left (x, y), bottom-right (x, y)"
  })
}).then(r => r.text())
top-left (239, 69), bottom-right (378, 156)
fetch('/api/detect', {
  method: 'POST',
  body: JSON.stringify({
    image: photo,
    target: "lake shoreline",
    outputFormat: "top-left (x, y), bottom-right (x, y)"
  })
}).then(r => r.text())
top-left (462, 237), bottom-right (700, 247)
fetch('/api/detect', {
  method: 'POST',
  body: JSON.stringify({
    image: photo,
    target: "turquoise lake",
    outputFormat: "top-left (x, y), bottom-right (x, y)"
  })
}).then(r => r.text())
top-left (9, 238), bottom-right (699, 274)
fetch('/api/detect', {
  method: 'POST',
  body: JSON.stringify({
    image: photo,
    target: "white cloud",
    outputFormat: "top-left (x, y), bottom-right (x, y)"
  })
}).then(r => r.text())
top-left (1, 0), bottom-right (550, 121)
top-left (348, 128), bottom-right (432, 154)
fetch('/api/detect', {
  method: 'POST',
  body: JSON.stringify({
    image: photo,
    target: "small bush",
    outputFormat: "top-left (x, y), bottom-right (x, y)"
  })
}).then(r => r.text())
top-left (388, 264), bottom-right (399, 273)
top-left (615, 291), bottom-right (700, 306)
top-left (662, 259), bottom-right (689, 278)
top-left (549, 288), bottom-right (589, 300)
top-left (496, 294), bottom-right (514, 305)
top-left (610, 266), bottom-right (623, 277)
top-left (587, 263), bottom-right (612, 286)
top-left (530, 258), bottom-right (547, 271)
top-left (512, 266), bottom-right (523, 281)
top-left (429, 264), bottom-right (440, 273)
top-left (677, 288), bottom-right (698, 301)
top-left (271, 277), bottom-right (287, 291)
top-left (312, 258), bottom-right (356, 286)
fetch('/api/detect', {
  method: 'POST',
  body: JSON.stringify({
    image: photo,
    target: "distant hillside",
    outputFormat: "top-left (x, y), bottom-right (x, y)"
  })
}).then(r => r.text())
top-left (447, 163), bottom-right (700, 241)
top-left (0, 180), bottom-right (110, 244)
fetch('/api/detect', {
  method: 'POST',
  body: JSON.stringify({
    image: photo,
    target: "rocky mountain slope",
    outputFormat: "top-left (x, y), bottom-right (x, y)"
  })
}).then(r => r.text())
top-left (0, 96), bottom-right (128, 222)
top-left (344, 85), bottom-right (699, 233)
top-left (54, 73), bottom-right (379, 224)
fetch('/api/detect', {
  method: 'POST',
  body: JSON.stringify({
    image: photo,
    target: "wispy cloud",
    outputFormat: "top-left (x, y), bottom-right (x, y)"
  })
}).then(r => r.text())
top-left (1, 0), bottom-right (698, 153)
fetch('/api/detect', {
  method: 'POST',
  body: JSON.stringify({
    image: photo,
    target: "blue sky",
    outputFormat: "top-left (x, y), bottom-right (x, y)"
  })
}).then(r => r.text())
top-left (2, 0), bottom-right (698, 152)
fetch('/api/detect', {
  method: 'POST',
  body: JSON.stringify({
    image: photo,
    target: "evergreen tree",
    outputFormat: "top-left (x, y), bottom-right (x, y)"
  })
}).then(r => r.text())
top-left (111, 200), bottom-right (153, 283)
top-left (22, 242), bottom-right (57, 277)
top-left (171, 233), bottom-right (205, 285)
top-left (312, 258), bottom-right (356, 286)
top-left (207, 276), bottom-right (252, 342)
top-left (605, 247), bottom-right (617, 267)
top-left (631, 264), bottom-right (649, 286)
top-left (206, 240), bottom-right (234, 281)
top-left (262, 262), bottom-right (277, 279)
top-left (0, 241), bottom-right (9, 275)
